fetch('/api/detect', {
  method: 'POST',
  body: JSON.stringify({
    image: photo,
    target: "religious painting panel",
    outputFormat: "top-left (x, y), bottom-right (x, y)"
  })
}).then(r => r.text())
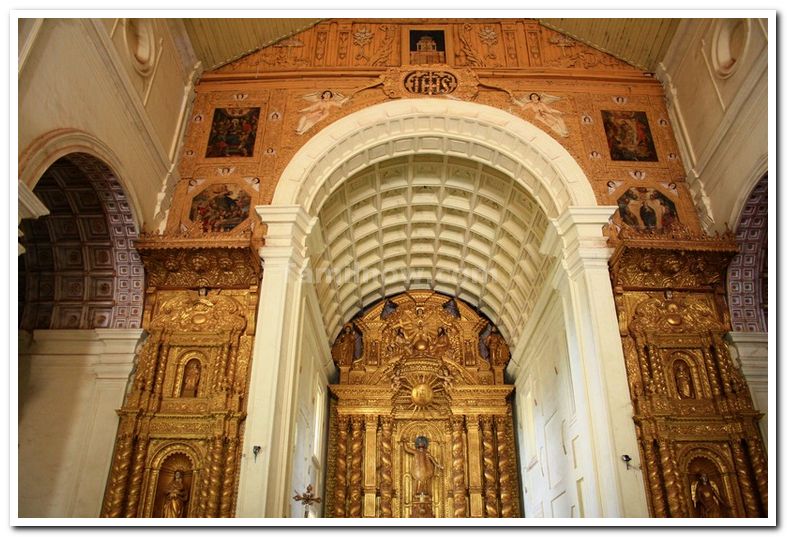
top-left (188, 183), bottom-right (251, 233)
top-left (616, 187), bottom-right (679, 233)
top-left (602, 110), bottom-right (658, 162)
top-left (205, 107), bottom-right (260, 158)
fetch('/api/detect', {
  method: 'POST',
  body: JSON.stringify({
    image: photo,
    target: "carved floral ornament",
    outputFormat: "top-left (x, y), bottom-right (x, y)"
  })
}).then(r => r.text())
top-left (136, 238), bottom-right (261, 290)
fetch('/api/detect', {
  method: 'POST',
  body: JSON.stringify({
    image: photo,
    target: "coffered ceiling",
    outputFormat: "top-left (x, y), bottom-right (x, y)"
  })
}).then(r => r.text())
top-left (312, 154), bottom-right (555, 346)
top-left (182, 17), bottom-right (680, 72)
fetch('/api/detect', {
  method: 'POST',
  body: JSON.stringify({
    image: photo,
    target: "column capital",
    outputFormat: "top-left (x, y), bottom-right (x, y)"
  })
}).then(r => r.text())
top-left (542, 206), bottom-right (616, 277)
top-left (18, 180), bottom-right (49, 222)
top-left (256, 205), bottom-right (317, 270)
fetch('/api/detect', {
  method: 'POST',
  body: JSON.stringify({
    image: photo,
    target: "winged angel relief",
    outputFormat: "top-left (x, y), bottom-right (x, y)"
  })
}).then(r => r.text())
top-left (511, 92), bottom-right (569, 138)
top-left (295, 90), bottom-right (350, 135)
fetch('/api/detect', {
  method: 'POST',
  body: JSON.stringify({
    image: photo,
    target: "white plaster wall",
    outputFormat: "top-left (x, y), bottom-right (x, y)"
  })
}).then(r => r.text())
top-left (18, 18), bottom-right (200, 229)
top-left (657, 18), bottom-right (769, 232)
top-left (512, 289), bottom-right (583, 518)
top-left (18, 329), bottom-right (141, 518)
top-left (286, 285), bottom-right (333, 518)
top-left (727, 331), bottom-right (768, 449)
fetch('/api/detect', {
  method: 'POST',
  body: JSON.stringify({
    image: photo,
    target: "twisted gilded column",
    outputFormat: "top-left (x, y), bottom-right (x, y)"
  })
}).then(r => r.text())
top-left (657, 440), bottom-right (685, 517)
top-left (494, 415), bottom-right (514, 517)
top-left (123, 434), bottom-right (149, 517)
top-left (379, 417), bottom-right (394, 518)
top-left (744, 435), bottom-right (768, 515)
top-left (219, 438), bottom-right (238, 517)
top-left (641, 438), bottom-right (667, 517)
top-left (731, 438), bottom-right (761, 517)
top-left (206, 435), bottom-right (226, 517)
top-left (334, 416), bottom-right (349, 517)
top-left (450, 416), bottom-right (467, 518)
top-left (348, 416), bottom-right (364, 517)
top-left (479, 416), bottom-right (499, 518)
top-left (101, 430), bottom-right (133, 517)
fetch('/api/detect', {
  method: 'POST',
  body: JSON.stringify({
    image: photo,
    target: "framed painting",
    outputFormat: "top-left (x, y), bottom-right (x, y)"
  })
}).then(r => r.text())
top-left (617, 187), bottom-right (679, 233)
top-left (601, 110), bottom-right (658, 162)
top-left (205, 107), bottom-right (260, 158)
top-left (189, 183), bottom-right (251, 232)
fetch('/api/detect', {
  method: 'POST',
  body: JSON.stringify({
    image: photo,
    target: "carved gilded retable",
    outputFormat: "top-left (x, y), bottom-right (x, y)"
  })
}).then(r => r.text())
top-left (101, 235), bottom-right (260, 517)
top-left (610, 229), bottom-right (767, 517)
top-left (325, 291), bottom-right (521, 518)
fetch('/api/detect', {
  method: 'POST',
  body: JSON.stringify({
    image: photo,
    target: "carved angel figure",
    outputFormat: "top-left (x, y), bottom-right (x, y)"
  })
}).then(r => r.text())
top-left (484, 325), bottom-right (510, 366)
top-left (512, 92), bottom-right (569, 138)
top-left (295, 90), bottom-right (350, 135)
top-left (691, 473), bottom-right (727, 517)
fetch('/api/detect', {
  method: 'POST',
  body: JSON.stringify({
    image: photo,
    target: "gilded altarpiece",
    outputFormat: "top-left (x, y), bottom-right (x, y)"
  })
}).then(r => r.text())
top-left (609, 231), bottom-right (767, 518)
top-left (324, 291), bottom-right (521, 518)
top-left (101, 237), bottom-right (260, 517)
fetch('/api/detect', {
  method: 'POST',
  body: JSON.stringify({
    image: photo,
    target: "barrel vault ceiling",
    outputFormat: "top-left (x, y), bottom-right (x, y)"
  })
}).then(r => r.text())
top-left (182, 17), bottom-right (681, 72)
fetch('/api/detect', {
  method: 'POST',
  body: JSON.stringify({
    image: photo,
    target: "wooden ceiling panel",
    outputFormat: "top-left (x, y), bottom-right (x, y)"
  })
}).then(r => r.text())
top-left (183, 18), bottom-right (680, 73)
top-left (539, 18), bottom-right (681, 71)
top-left (182, 18), bottom-right (322, 70)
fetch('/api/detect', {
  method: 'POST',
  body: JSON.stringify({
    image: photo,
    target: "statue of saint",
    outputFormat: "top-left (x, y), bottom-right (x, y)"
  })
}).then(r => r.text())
top-left (180, 360), bottom-right (201, 397)
top-left (161, 470), bottom-right (188, 518)
top-left (332, 324), bottom-right (356, 366)
top-left (674, 361), bottom-right (694, 399)
top-left (691, 473), bottom-right (727, 518)
top-left (484, 326), bottom-right (510, 366)
top-left (403, 436), bottom-right (443, 499)
top-left (432, 326), bottom-right (452, 358)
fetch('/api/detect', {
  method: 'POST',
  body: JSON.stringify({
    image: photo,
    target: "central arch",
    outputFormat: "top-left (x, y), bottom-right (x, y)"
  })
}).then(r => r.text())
top-left (240, 97), bottom-right (647, 519)
top-left (271, 98), bottom-right (596, 219)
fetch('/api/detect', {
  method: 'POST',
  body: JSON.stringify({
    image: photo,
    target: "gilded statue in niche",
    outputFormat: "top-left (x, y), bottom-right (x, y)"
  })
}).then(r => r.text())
top-left (162, 470), bottom-right (189, 518)
top-left (404, 436), bottom-right (443, 498)
top-left (484, 326), bottom-right (510, 366)
top-left (180, 359), bottom-right (201, 398)
top-left (673, 360), bottom-right (694, 400)
top-left (331, 323), bottom-right (357, 366)
top-left (691, 473), bottom-right (729, 518)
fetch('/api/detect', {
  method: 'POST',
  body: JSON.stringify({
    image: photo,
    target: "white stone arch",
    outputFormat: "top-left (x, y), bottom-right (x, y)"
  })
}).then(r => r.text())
top-left (242, 97), bottom-right (648, 519)
top-left (271, 98), bottom-right (596, 219)
top-left (19, 128), bottom-right (145, 228)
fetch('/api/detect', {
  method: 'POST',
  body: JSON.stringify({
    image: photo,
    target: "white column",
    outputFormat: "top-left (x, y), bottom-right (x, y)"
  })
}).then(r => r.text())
top-left (18, 328), bottom-right (141, 517)
top-left (236, 205), bottom-right (316, 517)
top-left (542, 206), bottom-right (648, 518)
top-left (18, 180), bottom-right (49, 255)
top-left (727, 331), bottom-right (769, 448)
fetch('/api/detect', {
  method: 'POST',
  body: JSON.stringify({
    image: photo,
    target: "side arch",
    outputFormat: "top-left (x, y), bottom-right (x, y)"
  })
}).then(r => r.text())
top-left (19, 128), bottom-right (145, 228)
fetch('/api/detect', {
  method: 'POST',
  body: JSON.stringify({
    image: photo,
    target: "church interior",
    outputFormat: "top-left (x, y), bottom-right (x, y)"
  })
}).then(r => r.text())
top-left (16, 16), bottom-right (770, 520)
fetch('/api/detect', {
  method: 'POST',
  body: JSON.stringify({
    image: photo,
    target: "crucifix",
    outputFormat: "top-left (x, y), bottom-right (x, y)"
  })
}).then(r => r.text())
top-left (293, 484), bottom-right (322, 518)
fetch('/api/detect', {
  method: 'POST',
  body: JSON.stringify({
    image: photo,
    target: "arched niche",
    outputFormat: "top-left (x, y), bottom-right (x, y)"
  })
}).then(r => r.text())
top-left (146, 444), bottom-right (201, 518)
top-left (727, 173), bottom-right (768, 332)
top-left (19, 153), bottom-right (144, 329)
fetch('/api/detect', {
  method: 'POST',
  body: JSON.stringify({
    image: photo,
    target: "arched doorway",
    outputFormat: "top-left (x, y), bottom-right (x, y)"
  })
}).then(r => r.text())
top-left (18, 152), bottom-right (145, 517)
top-left (238, 98), bottom-right (647, 518)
